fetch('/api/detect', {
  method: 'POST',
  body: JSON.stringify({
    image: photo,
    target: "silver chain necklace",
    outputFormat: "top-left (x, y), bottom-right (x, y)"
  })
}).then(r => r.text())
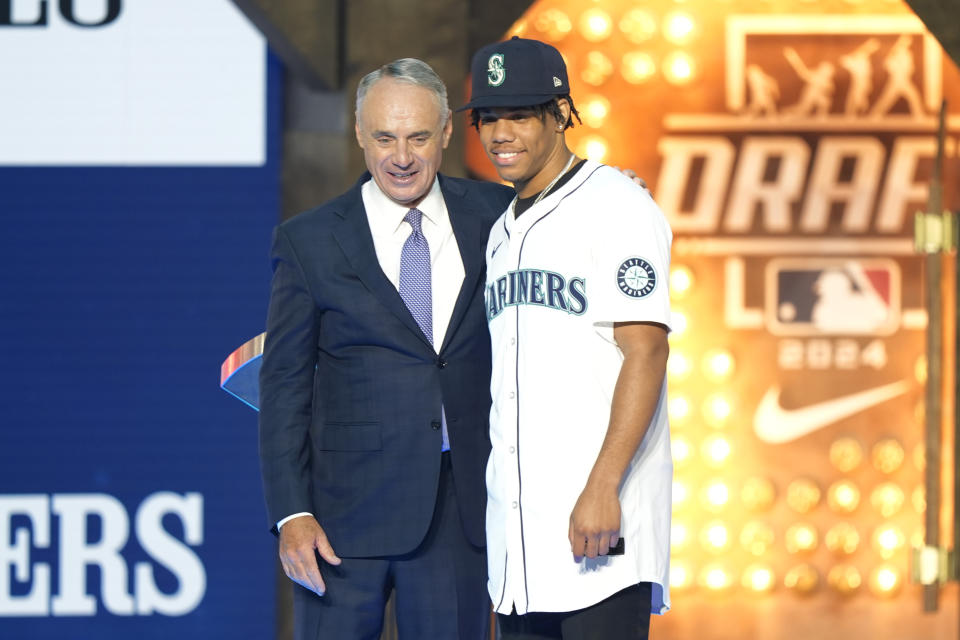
top-left (514, 153), bottom-right (576, 215)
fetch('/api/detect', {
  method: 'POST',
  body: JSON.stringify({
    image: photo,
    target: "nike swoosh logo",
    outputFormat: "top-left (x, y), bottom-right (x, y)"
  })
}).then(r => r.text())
top-left (753, 380), bottom-right (910, 444)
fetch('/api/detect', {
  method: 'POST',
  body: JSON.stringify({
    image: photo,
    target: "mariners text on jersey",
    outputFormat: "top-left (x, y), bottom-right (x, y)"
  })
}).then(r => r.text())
top-left (485, 268), bottom-right (587, 320)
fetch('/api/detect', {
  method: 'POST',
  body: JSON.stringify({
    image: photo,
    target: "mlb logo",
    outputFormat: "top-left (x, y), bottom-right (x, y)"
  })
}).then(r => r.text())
top-left (764, 258), bottom-right (900, 336)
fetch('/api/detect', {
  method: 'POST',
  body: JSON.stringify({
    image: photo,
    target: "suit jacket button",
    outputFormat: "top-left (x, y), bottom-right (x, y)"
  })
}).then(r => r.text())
top-left (436, 359), bottom-right (447, 369)
top-left (431, 420), bottom-right (442, 430)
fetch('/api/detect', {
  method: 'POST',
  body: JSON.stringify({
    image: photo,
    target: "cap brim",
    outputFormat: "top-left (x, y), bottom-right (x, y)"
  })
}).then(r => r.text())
top-left (455, 92), bottom-right (562, 112)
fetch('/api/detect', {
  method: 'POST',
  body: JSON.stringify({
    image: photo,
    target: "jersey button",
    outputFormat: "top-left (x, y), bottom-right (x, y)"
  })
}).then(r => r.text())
top-left (436, 359), bottom-right (447, 369)
top-left (512, 501), bottom-right (518, 509)
top-left (510, 338), bottom-right (516, 346)
top-left (509, 446), bottom-right (516, 454)
top-left (430, 420), bottom-right (441, 430)
top-left (508, 391), bottom-right (516, 399)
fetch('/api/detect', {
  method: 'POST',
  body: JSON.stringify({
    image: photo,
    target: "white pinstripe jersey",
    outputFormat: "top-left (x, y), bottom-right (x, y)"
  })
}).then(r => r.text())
top-left (484, 160), bottom-right (673, 615)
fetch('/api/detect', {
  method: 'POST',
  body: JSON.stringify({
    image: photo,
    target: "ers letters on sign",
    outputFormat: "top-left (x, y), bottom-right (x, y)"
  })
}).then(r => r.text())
top-left (0, 492), bottom-right (206, 617)
top-left (0, 0), bottom-right (122, 27)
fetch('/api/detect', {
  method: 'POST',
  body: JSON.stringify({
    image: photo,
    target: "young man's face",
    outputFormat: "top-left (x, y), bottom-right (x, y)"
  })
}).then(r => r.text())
top-left (355, 78), bottom-right (452, 208)
top-left (476, 102), bottom-right (568, 198)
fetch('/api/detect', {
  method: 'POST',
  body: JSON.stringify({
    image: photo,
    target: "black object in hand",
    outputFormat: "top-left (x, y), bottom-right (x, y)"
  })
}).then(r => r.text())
top-left (607, 538), bottom-right (625, 556)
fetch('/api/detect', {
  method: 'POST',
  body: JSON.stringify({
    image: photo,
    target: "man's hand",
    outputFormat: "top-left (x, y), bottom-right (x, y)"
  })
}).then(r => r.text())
top-left (614, 166), bottom-right (648, 190)
top-left (278, 516), bottom-right (341, 595)
top-left (568, 480), bottom-right (621, 559)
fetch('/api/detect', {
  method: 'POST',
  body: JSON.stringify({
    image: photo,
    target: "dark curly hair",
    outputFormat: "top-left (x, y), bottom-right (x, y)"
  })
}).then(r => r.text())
top-left (470, 94), bottom-right (582, 131)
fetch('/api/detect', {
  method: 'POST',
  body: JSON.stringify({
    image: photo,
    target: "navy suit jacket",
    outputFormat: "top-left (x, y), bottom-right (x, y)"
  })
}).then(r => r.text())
top-left (258, 172), bottom-right (514, 556)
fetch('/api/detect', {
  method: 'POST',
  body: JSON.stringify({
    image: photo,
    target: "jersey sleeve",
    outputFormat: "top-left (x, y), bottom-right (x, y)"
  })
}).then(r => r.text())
top-left (589, 184), bottom-right (672, 329)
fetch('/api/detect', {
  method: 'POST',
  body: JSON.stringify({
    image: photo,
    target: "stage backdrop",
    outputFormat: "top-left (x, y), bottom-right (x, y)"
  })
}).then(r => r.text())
top-left (467, 1), bottom-right (959, 639)
top-left (0, 2), bottom-right (278, 638)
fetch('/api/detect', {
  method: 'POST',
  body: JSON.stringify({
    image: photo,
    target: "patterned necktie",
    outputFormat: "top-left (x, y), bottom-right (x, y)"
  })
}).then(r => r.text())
top-left (399, 208), bottom-right (449, 451)
top-left (399, 208), bottom-right (433, 344)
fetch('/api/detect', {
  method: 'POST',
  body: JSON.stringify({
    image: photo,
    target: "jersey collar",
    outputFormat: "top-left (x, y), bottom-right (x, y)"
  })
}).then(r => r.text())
top-left (504, 159), bottom-right (600, 236)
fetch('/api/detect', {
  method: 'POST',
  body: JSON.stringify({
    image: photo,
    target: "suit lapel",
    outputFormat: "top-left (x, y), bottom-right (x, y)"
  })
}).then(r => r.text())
top-left (440, 176), bottom-right (487, 353)
top-left (331, 176), bottom-right (435, 352)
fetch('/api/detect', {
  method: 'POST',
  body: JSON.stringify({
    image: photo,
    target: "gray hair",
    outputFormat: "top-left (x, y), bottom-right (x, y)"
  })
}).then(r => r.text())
top-left (355, 58), bottom-right (450, 124)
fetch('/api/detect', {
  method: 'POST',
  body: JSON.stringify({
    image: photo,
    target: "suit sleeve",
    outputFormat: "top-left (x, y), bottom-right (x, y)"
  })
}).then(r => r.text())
top-left (258, 224), bottom-right (317, 532)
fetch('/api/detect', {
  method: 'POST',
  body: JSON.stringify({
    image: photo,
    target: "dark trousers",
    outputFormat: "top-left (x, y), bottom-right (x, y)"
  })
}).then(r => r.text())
top-left (293, 453), bottom-right (488, 640)
top-left (497, 582), bottom-right (652, 640)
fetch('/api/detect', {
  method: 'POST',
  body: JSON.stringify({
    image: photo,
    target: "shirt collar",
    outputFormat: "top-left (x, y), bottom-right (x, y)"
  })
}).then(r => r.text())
top-left (364, 175), bottom-right (445, 233)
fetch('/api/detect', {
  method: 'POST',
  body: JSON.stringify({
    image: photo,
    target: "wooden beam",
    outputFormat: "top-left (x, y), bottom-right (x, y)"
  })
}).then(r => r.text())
top-left (231, 0), bottom-right (342, 90)
top-left (906, 0), bottom-right (960, 66)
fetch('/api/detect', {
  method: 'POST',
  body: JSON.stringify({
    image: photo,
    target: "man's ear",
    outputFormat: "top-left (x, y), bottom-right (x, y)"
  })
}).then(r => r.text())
top-left (441, 110), bottom-right (453, 148)
top-left (556, 98), bottom-right (571, 129)
top-left (355, 119), bottom-right (364, 148)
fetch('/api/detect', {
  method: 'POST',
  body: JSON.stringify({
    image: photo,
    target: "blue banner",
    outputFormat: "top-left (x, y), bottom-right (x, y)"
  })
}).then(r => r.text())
top-left (0, 9), bottom-right (280, 638)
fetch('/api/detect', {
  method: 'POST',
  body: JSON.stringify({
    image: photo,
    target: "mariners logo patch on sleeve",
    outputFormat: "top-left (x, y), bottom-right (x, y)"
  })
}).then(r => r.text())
top-left (617, 257), bottom-right (657, 298)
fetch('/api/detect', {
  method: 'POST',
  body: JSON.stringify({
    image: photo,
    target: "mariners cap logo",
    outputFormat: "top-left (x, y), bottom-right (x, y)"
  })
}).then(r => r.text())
top-left (487, 53), bottom-right (505, 87)
top-left (617, 257), bottom-right (657, 298)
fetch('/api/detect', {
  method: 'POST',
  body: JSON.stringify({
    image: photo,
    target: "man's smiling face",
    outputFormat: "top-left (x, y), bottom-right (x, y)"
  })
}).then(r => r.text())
top-left (476, 101), bottom-right (568, 198)
top-left (355, 78), bottom-right (452, 208)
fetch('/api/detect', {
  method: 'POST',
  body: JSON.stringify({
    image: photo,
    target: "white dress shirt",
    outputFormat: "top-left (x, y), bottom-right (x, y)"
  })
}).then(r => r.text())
top-left (361, 176), bottom-right (464, 348)
top-left (278, 176), bottom-right (464, 531)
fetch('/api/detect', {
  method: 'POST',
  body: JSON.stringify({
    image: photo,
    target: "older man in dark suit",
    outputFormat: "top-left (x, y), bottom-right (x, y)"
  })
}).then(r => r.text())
top-left (258, 58), bottom-right (513, 640)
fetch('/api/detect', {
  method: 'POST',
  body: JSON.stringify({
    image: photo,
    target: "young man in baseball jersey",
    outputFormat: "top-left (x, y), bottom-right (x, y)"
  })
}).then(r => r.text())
top-left (459, 37), bottom-right (673, 639)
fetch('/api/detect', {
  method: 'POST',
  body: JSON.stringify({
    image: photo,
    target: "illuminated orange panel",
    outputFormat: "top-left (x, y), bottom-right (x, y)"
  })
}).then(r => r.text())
top-left (465, 1), bottom-right (960, 637)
